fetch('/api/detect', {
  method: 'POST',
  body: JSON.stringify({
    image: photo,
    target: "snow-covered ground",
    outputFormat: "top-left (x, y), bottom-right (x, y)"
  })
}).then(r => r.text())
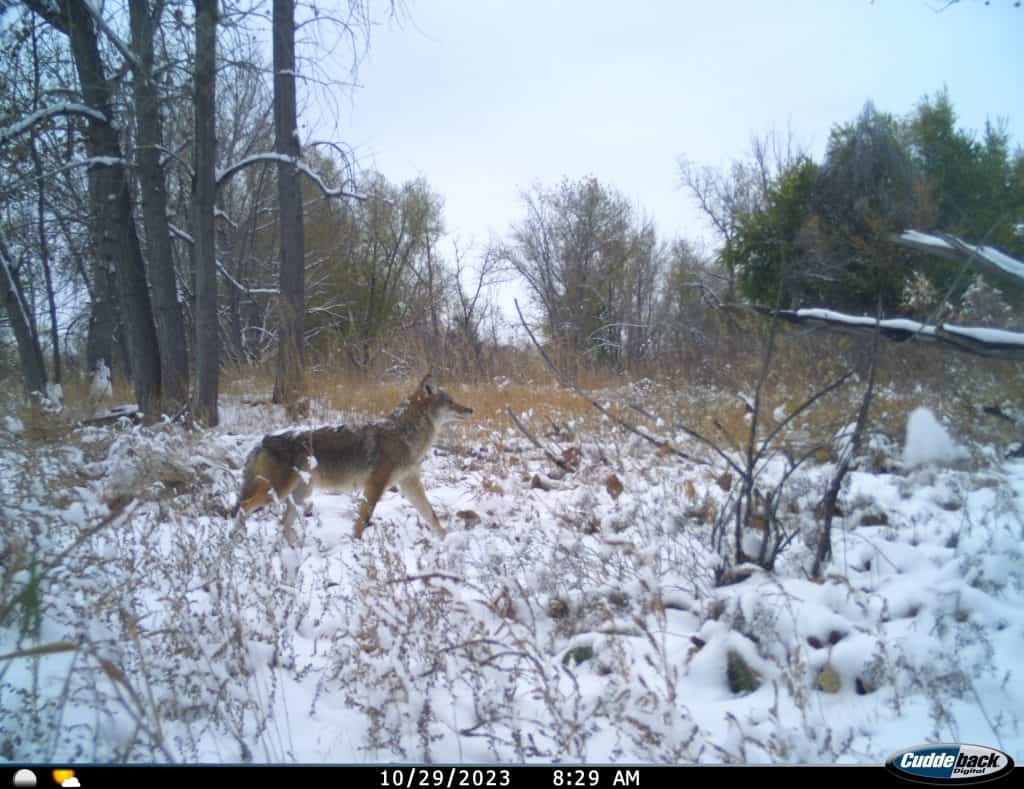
top-left (1, 386), bottom-right (1022, 764)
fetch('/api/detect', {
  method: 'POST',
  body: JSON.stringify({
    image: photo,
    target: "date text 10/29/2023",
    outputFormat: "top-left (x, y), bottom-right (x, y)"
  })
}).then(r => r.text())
top-left (378, 768), bottom-right (640, 788)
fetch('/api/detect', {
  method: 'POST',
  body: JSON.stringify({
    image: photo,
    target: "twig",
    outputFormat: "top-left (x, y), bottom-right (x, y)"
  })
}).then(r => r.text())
top-left (629, 401), bottom-right (742, 476)
top-left (385, 572), bottom-right (469, 586)
top-left (812, 326), bottom-right (879, 579)
top-left (506, 407), bottom-right (574, 473)
top-left (757, 368), bottom-right (855, 461)
top-left (968, 679), bottom-right (1004, 750)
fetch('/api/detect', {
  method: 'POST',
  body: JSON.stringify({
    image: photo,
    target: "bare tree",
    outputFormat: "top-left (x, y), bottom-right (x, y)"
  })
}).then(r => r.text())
top-left (130, 0), bottom-right (190, 413)
top-left (192, 0), bottom-right (218, 426)
top-left (678, 127), bottom-right (803, 300)
top-left (500, 176), bottom-right (659, 371)
top-left (271, 0), bottom-right (306, 411)
top-left (24, 0), bottom-right (163, 420)
top-left (448, 241), bottom-right (507, 378)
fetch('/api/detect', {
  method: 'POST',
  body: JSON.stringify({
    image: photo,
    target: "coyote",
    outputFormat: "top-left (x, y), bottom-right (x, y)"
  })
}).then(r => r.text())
top-left (232, 374), bottom-right (472, 544)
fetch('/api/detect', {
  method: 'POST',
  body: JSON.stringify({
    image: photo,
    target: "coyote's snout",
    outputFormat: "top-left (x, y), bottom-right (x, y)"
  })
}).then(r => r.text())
top-left (233, 373), bottom-right (472, 544)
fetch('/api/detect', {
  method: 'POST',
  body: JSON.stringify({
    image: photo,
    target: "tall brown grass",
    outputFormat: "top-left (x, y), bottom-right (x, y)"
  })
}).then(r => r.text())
top-left (4, 313), bottom-right (1018, 449)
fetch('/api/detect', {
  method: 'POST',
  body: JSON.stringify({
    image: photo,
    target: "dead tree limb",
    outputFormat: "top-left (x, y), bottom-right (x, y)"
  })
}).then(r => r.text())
top-left (752, 306), bottom-right (1024, 361)
top-left (751, 231), bottom-right (1024, 361)
top-left (894, 230), bottom-right (1024, 290)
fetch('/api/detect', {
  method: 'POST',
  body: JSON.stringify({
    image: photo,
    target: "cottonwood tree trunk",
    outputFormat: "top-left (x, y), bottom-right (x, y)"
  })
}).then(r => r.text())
top-left (130, 0), bottom-right (190, 414)
top-left (85, 263), bottom-right (115, 379)
top-left (192, 0), bottom-right (219, 426)
top-left (26, 0), bottom-right (162, 419)
top-left (272, 0), bottom-right (305, 410)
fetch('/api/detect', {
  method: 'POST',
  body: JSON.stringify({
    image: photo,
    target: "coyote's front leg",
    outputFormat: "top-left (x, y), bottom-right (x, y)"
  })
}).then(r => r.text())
top-left (398, 475), bottom-right (447, 537)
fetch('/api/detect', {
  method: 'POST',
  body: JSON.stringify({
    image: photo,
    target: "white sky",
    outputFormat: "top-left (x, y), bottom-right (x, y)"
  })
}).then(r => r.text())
top-left (318, 0), bottom-right (1022, 259)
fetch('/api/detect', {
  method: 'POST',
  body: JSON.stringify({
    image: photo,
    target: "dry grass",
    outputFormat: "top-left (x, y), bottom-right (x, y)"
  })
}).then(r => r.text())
top-left (5, 326), bottom-right (1018, 457)
top-left (214, 347), bottom-right (1023, 458)
top-left (221, 366), bottom-right (601, 424)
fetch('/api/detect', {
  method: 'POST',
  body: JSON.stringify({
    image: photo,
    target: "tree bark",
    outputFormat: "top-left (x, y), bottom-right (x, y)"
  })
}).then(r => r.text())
top-left (271, 0), bottom-right (305, 410)
top-left (130, 0), bottom-right (190, 413)
top-left (85, 262), bottom-right (115, 379)
top-left (192, 0), bottom-right (219, 426)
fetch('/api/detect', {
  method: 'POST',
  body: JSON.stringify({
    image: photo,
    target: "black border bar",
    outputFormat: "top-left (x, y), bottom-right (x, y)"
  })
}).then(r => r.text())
top-left (8, 764), bottom-right (994, 789)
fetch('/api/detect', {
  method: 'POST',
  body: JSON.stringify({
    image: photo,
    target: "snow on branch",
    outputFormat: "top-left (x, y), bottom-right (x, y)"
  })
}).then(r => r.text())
top-left (216, 260), bottom-right (279, 296)
top-left (0, 103), bottom-right (108, 146)
top-left (80, 0), bottom-right (142, 71)
top-left (896, 230), bottom-right (1024, 289)
top-left (168, 223), bottom-right (278, 296)
top-left (751, 231), bottom-right (1024, 360)
top-left (753, 306), bottom-right (1024, 361)
top-left (215, 153), bottom-right (377, 201)
top-left (167, 223), bottom-right (195, 246)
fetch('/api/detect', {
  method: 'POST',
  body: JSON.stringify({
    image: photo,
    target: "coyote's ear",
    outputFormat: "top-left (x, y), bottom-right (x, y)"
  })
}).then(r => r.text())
top-left (418, 372), bottom-right (435, 396)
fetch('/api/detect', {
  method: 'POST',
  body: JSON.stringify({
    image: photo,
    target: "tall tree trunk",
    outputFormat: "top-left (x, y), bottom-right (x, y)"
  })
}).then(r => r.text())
top-left (0, 236), bottom-right (48, 397)
top-left (27, 0), bottom-right (163, 419)
top-left (192, 0), bottom-right (219, 426)
top-left (85, 259), bottom-right (115, 379)
top-left (271, 0), bottom-right (305, 410)
top-left (130, 0), bottom-right (190, 413)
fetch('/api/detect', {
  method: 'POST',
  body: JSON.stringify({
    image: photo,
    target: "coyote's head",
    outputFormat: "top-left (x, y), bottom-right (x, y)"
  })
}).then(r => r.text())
top-left (413, 373), bottom-right (473, 426)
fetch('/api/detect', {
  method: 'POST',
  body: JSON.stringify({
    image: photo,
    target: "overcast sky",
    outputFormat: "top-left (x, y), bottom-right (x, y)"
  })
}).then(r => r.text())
top-left (320, 0), bottom-right (1020, 260)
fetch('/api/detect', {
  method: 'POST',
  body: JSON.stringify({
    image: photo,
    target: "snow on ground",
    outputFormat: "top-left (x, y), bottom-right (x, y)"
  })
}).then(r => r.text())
top-left (1, 385), bottom-right (1022, 764)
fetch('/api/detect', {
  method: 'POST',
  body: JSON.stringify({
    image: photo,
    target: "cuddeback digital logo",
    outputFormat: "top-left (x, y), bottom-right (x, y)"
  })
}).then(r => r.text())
top-left (886, 743), bottom-right (1015, 784)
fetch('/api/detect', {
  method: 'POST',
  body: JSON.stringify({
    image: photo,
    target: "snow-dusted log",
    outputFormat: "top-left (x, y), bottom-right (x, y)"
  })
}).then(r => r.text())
top-left (895, 230), bottom-right (1024, 289)
top-left (752, 306), bottom-right (1024, 361)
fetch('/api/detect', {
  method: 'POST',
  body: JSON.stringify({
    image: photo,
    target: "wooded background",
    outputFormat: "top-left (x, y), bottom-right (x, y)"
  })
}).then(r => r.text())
top-left (1, 1), bottom-right (1022, 425)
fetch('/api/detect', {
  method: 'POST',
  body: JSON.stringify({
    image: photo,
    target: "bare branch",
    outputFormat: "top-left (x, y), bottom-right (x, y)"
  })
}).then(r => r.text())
top-left (0, 102), bottom-right (108, 146)
top-left (215, 152), bottom-right (377, 201)
top-left (506, 407), bottom-right (575, 474)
